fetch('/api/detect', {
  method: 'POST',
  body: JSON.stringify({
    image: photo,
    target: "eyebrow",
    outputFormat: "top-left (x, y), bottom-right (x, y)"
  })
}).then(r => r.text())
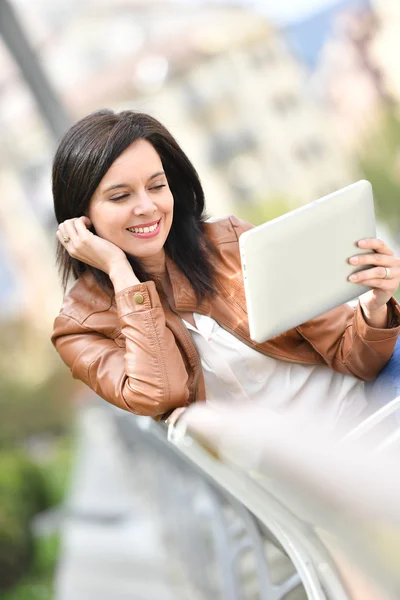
top-left (103, 171), bottom-right (166, 194)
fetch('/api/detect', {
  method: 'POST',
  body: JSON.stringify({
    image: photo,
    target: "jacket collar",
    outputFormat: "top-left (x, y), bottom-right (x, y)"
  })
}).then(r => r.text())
top-left (165, 254), bottom-right (211, 314)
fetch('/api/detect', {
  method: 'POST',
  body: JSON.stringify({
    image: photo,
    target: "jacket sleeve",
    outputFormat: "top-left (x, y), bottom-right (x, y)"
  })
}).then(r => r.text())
top-left (51, 281), bottom-right (190, 417)
top-left (296, 299), bottom-right (400, 381)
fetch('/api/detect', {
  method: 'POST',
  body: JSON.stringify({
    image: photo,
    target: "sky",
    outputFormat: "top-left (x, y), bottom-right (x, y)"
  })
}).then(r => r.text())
top-left (210, 0), bottom-right (345, 24)
top-left (256, 0), bottom-right (344, 24)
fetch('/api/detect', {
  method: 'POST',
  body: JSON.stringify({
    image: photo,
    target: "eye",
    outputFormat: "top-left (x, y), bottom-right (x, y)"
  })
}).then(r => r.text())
top-left (110, 194), bottom-right (129, 202)
top-left (150, 184), bottom-right (166, 191)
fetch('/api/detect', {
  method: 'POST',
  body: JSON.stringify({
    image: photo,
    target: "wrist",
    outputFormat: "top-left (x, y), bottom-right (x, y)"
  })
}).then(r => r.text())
top-left (360, 302), bottom-right (388, 329)
top-left (109, 259), bottom-right (140, 292)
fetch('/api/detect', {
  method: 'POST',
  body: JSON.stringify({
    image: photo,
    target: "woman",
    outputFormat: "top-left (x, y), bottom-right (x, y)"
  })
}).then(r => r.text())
top-left (52, 109), bottom-right (400, 423)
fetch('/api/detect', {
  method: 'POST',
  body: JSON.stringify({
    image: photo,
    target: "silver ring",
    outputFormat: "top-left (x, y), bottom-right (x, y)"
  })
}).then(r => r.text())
top-left (384, 267), bottom-right (391, 279)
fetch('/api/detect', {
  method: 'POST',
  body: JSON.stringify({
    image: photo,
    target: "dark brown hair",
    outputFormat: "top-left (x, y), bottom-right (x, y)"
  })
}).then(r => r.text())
top-left (52, 109), bottom-right (216, 301)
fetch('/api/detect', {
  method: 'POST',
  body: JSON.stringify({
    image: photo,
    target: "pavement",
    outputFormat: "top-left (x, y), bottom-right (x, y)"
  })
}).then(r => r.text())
top-left (54, 404), bottom-right (192, 600)
top-left (54, 402), bottom-right (306, 600)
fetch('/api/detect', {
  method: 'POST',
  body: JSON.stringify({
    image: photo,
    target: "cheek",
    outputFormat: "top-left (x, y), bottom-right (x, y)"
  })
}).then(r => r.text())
top-left (164, 198), bottom-right (174, 231)
top-left (163, 191), bottom-right (174, 217)
top-left (89, 206), bottom-right (125, 239)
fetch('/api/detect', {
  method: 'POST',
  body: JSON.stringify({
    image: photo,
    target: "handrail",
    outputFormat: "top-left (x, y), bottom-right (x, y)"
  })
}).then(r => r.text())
top-left (166, 413), bottom-right (400, 600)
top-left (341, 395), bottom-right (400, 443)
top-left (165, 423), bottom-right (349, 600)
top-left (113, 404), bottom-right (400, 600)
top-left (113, 409), bottom-right (350, 600)
top-left (174, 411), bottom-right (400, 591)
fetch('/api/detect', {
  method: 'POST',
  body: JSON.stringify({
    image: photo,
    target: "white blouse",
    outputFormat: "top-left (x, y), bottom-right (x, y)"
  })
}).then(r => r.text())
top-left (183, 313), bottom-right (368, 428)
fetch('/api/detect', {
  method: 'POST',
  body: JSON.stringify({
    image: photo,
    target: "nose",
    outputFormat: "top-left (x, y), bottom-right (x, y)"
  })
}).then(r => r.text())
top-left (133, 191), bottom-right (157, 217)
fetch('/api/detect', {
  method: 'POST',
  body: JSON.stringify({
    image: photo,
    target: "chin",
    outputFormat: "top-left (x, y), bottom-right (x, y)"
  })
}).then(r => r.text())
top-left (126, 243), bottom-right (164, 259)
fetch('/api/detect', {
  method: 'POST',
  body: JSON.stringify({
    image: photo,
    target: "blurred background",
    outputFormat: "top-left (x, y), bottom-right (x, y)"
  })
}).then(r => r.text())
top-left (1, 0), bottom-right (400, 598)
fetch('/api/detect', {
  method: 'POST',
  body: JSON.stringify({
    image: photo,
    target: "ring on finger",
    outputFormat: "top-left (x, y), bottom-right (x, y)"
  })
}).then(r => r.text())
top-left (384, 267), bottom-right (391, 280)
top-left (63, 235), bottom-right (71, 243)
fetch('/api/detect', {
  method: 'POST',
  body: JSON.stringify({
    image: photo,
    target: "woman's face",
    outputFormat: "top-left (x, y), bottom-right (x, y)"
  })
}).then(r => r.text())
top-left (88, 139), bottom-right (174, 265)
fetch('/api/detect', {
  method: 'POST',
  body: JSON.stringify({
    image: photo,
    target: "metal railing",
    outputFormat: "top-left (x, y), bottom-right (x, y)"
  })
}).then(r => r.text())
top-left (110, 391), bottom-right (400, 600)
top-left (113, 408), bottom-right (350, 600)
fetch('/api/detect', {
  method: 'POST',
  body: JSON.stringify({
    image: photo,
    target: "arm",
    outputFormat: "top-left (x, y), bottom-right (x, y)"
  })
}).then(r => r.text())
top-left (52, 280), bottom-right (190, 417)
top-left (300, 235), bottom-right (400, 380)
top-left (230, 215), bottom-right (400, 380)
top-left (297, 299), bottom-right (400, 381)
top-left (54, 216), bottom-right (190, 416)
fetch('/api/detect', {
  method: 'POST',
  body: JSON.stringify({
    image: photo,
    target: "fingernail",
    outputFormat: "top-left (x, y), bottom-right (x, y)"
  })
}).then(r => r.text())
top-left (349, 256), bottom-right (358, 265)
top-left (349, 274), bottom-right (358, 282)
top-left (358, 240), bottom-right (367, 247)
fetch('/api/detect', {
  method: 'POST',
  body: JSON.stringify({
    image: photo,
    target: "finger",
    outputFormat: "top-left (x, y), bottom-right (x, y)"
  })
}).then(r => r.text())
top-left (73, 215), bottom-right (92, 231)
top-left (349, 266), bottom-right (399, 283)
top-left (58, 220), bottom-right (80, 248)
top-left (349, 253), bottom-right (398, 267)
top-left (56, 229), bottom-right (71, 248)
top-left (358, 238), bottom-right (395, 256)
top-left (166, 407), bottom-right (187, 426)
top-left (80, 216), bottom-right (92, 228)
top-left (57, 224), bottom-right (72, 244)
top-left (75, 217), bottom-right (92, 237)
top-left (57, 222), bottom-right (66, 236)
top-left (58, 219), bottom-right (76, 234)
top-left (354, 279), bottom-right (394, 291)
top-left (63, 219), bottom-right (79, 242)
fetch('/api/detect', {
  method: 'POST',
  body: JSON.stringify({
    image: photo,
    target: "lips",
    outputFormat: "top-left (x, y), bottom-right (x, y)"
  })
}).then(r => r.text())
top-left (126, 218), bottom-right (161, 239)
top-left (126, 219), bottom-right (160, 234)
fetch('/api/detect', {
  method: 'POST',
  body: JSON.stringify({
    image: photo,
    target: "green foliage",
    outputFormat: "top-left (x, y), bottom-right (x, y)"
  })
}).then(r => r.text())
top-left (1, 534), bottom-right (60, 600)
top-left (0, 442), bottom-right (73, 594)
top-left (0, 317), bottom-right (75, 595)
top-left (0, 451), bottom-right (49, 525)
top-left (0, 317), bottom-right (78, 448)
top-left (0, 452), bottom-right (47, 591)
top-left (37, 437), bottom-right (74, 508)
top-left (358, 108), bottom-right (400, 237)
top-left (0, 365), bottom-right (75, 449)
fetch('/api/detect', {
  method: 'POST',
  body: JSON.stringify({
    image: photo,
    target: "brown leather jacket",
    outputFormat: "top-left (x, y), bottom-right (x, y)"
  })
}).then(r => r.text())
top-left (52, 215), bottom-right (400, 418)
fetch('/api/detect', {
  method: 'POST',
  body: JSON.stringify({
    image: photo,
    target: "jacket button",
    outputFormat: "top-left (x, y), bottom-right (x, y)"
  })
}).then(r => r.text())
top-left (134, 293), bottom-right (145, 305)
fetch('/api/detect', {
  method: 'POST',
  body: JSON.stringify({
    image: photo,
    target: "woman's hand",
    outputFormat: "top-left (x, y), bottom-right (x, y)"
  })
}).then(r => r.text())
top-left (57, 216), bottom-right (128, 276)
top-left (348, 238), bottom-right (400, 327)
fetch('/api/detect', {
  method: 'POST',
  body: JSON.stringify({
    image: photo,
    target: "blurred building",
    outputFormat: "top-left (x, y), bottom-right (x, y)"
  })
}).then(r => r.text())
top-left (131, 10), bottom-right (355, 208)
top-left (0, 0), bottom-right (357, 319)
top-left (40, 2), bottom-right (356, 206)
top-left (371, 0), bottom-right (400, 104)
top-left (310, 0), bottom-right (400, 149)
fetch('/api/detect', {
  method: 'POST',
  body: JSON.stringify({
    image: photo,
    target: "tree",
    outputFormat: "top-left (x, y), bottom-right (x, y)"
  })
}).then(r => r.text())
top-left (358, 108), bottom-right (400, 241)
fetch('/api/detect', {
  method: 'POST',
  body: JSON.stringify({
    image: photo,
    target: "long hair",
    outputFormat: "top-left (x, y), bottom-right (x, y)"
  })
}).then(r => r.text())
top-left (52, 109), bottom-right (216, 302)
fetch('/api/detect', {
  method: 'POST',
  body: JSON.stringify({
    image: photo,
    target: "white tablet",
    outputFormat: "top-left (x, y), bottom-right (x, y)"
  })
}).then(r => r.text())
top-left (239, 180), bottom-right (376, 343)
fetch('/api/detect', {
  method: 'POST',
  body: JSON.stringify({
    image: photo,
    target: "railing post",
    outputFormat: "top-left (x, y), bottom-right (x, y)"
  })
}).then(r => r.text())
top-left (0, 0), bottom-right (71, 141)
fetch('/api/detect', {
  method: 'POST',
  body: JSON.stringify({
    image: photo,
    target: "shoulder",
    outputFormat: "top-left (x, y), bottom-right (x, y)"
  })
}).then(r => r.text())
top-left (202, 216), bottom-right (254, 276)
top-left (203, 215), bottom-right (254, 245)
top-left (57, 272), bottom-right (114, 325)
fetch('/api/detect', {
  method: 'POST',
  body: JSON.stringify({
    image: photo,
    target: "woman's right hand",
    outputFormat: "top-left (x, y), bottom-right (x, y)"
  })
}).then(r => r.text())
top-left (57, 216), bottom-right (128, 276)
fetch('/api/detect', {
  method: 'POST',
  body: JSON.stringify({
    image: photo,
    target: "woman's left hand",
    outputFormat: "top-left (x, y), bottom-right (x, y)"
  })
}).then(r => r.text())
top-left (348, 238), bottom-right (400, 326)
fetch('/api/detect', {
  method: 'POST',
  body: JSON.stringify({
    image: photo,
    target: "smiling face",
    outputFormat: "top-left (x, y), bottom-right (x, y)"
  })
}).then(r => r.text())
top-left (88, 139), bottom-right (174, 270)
